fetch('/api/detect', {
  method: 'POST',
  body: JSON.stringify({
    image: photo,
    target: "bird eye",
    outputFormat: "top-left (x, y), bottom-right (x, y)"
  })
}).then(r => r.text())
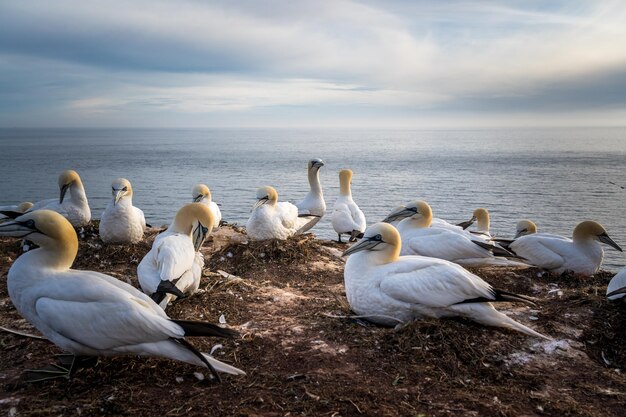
top-left (122, 186), bottom-right (128, 191)
top-left (372, 234), bottom-right (382, 241)
top-left (23, 219), bottom-right (36, 228)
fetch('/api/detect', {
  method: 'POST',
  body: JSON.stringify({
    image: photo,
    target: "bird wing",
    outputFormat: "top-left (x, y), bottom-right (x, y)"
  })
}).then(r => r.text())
top-left (134, 206), bottom-right (147, 230)
top-left (28, 198), bottom-right (66, 215)
top-left (332, 203), bottom-right (361, 233)
top-left (510, 235), bottom-right (567, 270)
top-left (155, 234), bottom-right (196, 282)
top-left (276, 202), bottom-right (299, 230)
top-left (348, 201), bottom-right (366, 231)
top-left (34, 272), bottom-right (183, 350)
top-left (379, 257), bottom-right (495, 308)
top-left (403, 228), bottom-right (490, 260)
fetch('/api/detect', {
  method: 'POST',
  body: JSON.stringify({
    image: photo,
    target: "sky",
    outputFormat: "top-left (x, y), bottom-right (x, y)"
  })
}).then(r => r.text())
top-left (1, 0), bottom-right (626, 128)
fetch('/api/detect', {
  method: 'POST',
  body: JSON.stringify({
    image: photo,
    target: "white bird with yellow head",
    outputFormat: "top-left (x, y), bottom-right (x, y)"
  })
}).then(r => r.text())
top-left (331, 169), bottom-right (366, 243)
top-left (99, 178), bottom-right (146, 244)
top-left (0, 209), bottom-right (244, 382)
top-left (192, 183), bottom-right (221, 231)
top-left (138, 203), bottom-right (215, 309)
top-left (247, 186), bottom-right (311, 240)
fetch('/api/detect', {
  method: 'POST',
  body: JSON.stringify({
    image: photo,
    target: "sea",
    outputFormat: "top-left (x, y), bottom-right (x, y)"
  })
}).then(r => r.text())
top-left (1, 127), bottom-right (625, 272)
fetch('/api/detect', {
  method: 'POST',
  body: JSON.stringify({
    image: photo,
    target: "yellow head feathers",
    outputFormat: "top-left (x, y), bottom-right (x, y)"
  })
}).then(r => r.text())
top-left (573, 220), bottom-right (622, 251)
top-left (172, 203), bottom-right (215, 235)
top-left (339, 169), bottom-right (353, 196)
top-left (342, 222), bottom-right (401, 264)
top-left (111, 178), bottom-right (133, 204)
top-left (17, 201), bottom-right (33, 212)
top-left (192, 184), bottom-right (211, 202)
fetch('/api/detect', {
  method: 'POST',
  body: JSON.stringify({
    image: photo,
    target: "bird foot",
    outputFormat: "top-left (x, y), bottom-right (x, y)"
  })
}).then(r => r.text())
top-left (24, 355), bottom-right (98, 383)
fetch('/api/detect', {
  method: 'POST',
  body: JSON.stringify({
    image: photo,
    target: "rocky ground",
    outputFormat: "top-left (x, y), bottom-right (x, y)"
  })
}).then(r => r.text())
top-left (0, 222), bottom-right (625, 416)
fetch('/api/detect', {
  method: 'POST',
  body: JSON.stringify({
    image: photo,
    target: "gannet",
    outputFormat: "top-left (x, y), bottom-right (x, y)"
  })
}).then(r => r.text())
top-left (607, 267), bottom-right (626, 301)
top-left (0, 202), bottom-right (33, 219)
top-left (508, 221), bottom-right (622, 275)
top-left (246, 186), bottom-right (310, 240)
top-left (457, 208), bottom-right (492, 239)
top-left (384, 204), bottom-right (466, 234)
top-left (99, 178), bottom-right (146, 244)
top-left (27, 170), bottom-right (91, 227)
top-left (138, 203), bottom-right (214, 309)
top-left (331, 169), bottom-right (366, 243)
top-left (0, 210), bottom-right (244, 381)
top-left (342, 223), bottom-right (548, 339)
top-left (391, 201), bottom-right (525, 267)
top-left (295, 158), bottom-right (326, 233)
top-left (492, 220), bottom-right (538, 249)
top-left (192, 184), bottom-right (222, 231)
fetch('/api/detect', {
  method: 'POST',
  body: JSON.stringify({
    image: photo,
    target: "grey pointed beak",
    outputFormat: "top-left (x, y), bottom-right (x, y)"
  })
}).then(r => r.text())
top-left (113, 189), bottom-right (125, 205)
top-left (0, 218), bottom-right (36, 238)
top-left (598, 233), bottom-right (623, 252)
top-left (456, 216), bottom-right (476, 230)
top-left (514, 228), bottom-right (528, 239)
top-left (59, 183), bottom-right (70, 204)
top-left (252, 197), bottom-right (269, 211)
top-left (193, 194), bottom-right (203, 203)
top-left (312, 160), bottom-right (325, 169)
top-left (382, 207), bottom-right (417, 223)
top-left (342, 238), bottom-right (382, 257)
top-left (192, 222), bottom-right (209, 252)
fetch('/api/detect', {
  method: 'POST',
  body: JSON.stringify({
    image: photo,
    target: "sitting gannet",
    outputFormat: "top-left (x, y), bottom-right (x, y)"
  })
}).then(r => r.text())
top-left (607, 267), bottom-right (626, 301)
top-left (192, 183), bottom-right (221, 231)
top-left (384, 203), bottom-right (465, 234)
top-left (508, 220), bottom-right (622, 275)
top-left (457, 208), bottom-right (492, 239)
top-left (343, 223), bottom-right (548, 339)
top-left (0, 210), bottom-right (244, 381)
top-left (138, 203), bottom-right (214, 309)
top-left (99, 178), bottom-right (146, 244)
top-left (331, 169), bottom-right (366, 243)
top-left (0, 202), bottom-right (33, 219)
top-left (27, 170), bottom-right (91, 227)
top-left (390, 200), bottom-right (524, 267)
top-left (295, 158), bottom-right (326, 233)
top-left (492, 219), bottom-right (538, 249)
top-left (246, 186), bottom-right (309, 240)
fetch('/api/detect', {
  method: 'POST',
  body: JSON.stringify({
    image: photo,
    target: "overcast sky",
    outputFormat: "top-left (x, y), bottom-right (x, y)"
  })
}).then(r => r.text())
top-left (1, 0), bottom-right (625, 128)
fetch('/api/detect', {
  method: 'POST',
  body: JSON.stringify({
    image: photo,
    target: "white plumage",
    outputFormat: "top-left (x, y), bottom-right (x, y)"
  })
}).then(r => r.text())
top-left (192, 183), bottom-right (221, 231)
top-left (392, 201), bottom-right (524, 267)
top-left (607, 267), bottom-right (626, 301)
top-left (343, 223), bottom-right (548, 339)
top-left (0, 210), bottom-right (244, 379)
top-left (295, 158), bottom-right (326, 233)
top-left (138, 203), bottom-right (214, 309)
top-left (509, 221), bottom-right (622, 275)
top-left (247, 186), bottom-right (309, 240)
top-left (99, 178), bottom-right (146, 244)
top-left (27, 170), bottom-right (91, 227)
top-left (0, 201), bottom-right (32, 219)
top-left (331, 169), bottom-right (366, 242)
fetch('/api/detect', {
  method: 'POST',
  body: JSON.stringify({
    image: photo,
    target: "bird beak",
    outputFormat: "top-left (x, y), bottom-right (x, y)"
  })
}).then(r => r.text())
top-left (0, 218), bottom-right (36, 238)
top-left (59, 183), bottom-right (70, 204)
top-left (607, 286), bottom-right (626, 300)
top-left (514, 229), bottom-right (528, 239)
top-left (456, 216), bottom-right (476, 230)
top-left (342, 237), bottom-right (382, 257)
top-left (313, 160), bottom-right (325, 169)
top-left (192, 223), bottom-right (209, 252)
top-left (252, 197), bottom-right (269, 211)
top-left (382, 207), bottom-right (417, 223)
top-left (193, 194), bottom-right (203, 203)
top-left (113, 189), bottom-right (125, 205)
top-left (598, 233), bottom-right (623, 252)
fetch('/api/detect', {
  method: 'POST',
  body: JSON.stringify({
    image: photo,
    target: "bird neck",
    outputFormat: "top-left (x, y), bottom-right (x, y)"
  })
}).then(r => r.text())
top-left (339, 181), bottom-right (351, 197)
top-left (308, 168), bottom-right (323, 195)
top-left (25, 235), bottom-right (78, 271)
top-left (70, 181), bottom-right (89, 206)
top-left (476, 216), bottom-right (489, 232)
top-left (169, 216), bottom-right (193, 236)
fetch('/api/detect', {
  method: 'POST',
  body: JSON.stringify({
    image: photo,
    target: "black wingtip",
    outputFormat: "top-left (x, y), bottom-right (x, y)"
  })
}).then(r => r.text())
top-left (172, 319), bottom-right (240, 339)
top-left (0, 210), bottom-right (22, 219)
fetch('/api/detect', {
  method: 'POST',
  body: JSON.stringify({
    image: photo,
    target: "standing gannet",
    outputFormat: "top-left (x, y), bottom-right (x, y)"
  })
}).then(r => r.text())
top-left (342, 223), bottom-right (548, 339)
top-left (247, 186), bottom-right (311, 240)
top-left (508, 221), bottom-right (622, 275)
top-left (390, 201), bottom-right (524, 267)
top-left (295, 158), bottom-right (326, 233)
top-left (0, 202), bottom-right (33, 219)
top-left (607, 267), bottom-right (626, 301)
top-left (192, 184), bottom-right (222, 231)
top-left (27, 170), bottom-right (91, 227)
top-left (0, 210), bottom-right (244, 381)
top-left (331, 169), bottom-right (366, 243)
top-left (138, 203), bottom-right (214, 309)
top-left (99, 178), bottom-right (146, 244)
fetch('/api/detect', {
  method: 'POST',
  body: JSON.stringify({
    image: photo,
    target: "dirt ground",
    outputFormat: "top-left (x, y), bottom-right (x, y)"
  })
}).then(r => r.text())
top-left (0, 222), bottom-right (625, 416)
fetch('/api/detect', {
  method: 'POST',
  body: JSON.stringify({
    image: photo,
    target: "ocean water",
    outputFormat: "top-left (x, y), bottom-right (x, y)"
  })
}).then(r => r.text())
top-left (1, 128), bottom-right (625, 271)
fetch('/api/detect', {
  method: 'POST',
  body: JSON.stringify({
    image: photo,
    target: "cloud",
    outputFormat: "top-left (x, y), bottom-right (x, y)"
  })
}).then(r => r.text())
top-left (1, 0), bottom-right (626, 127)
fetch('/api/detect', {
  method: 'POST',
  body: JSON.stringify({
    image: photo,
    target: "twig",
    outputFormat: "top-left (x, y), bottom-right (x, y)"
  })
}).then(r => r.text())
top-left (0, 325), bottom-right (46, 340)
top-left (321, 312), bottom-right (404, 324)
